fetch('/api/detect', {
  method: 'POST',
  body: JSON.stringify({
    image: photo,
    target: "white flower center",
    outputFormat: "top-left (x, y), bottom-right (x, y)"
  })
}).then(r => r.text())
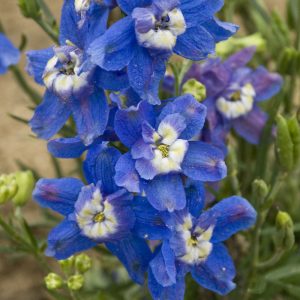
top-left (216, 83), bottom-right (256, 119)
top-left (75, 0), bottom-right (91, 12)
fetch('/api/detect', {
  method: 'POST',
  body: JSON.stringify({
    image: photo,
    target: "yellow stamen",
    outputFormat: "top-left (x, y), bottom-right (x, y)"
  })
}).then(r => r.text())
top-left (157, 144), bottom-right (170, 158)
top-left (93, 212), bottom-right (105, 223)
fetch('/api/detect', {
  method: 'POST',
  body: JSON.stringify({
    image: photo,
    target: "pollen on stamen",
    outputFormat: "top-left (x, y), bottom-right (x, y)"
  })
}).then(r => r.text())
top-left (157, 144), bottom-right (170, 158)
top-left (93, 212), bottom-right (105, 223)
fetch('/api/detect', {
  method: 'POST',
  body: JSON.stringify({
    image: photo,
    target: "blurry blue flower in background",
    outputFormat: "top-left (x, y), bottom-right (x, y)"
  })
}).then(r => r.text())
top-left (0, 33), bottom-right (20, 74)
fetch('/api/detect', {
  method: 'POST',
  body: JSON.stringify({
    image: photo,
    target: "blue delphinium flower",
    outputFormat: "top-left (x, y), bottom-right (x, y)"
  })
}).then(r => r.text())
top-left (114, 94), bottom-right (227, 212)
top-left (33, 144), bottom-right (152, 284)
top-left (0, 33), bottom-right (20, 74)
top-left (88, 0), bottom-right (238, 104)
top-left (27, 0), bottom-right (129, 145)
top-left (143, 192), bottom-right (257, 298)
top-left (185, 47), bottom-right (283, 146)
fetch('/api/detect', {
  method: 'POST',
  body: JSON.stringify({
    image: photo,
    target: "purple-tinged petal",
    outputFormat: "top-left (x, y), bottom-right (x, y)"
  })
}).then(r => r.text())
top-left (46, 219), bottom-right (96, 260)
top-left (117, 0), bottom-right (152, 15)
top-left (150, 241), bottom-right (177, 287)
top-left (88, 16), bottom-right (137, 71)
top-left (26, 47), bottom-right (54, 85)
top-left (70, 88), bottom-right (109, 146)
top-left (106, 235), bottom-right (152, 284)
top-left (135, 158), bottom-right (159, 180)
top-left (114, 153), bottom-right (141, 193)
top-left (159, 94), bottom-right (207, 139)
top-left (197, 196), bottom-right (257, 243)
top-left (223, 47), bottom-right (256, 71)
top-left (142, 174), bottom-right (186, 212)
top-left (47, 136), bottom-right (88, 159)
top-left (231, 106), bottom-right (268, 144)
top-left (30, 91), bottom-right (71, 140)
top-left (182, 141), bottom-right (227, 182)
top-left (191, 243), bottom-right (236, 296)
top-left (33, 178), bottom-right (83, 216)
top-left (83, 144), bottom-right (121, 194)
top-left (131, 139), bottom-right (154, 160)
top-left (114, 100), bottom-right (155, 147)
top-left (174, 26), bottom-right (215, 61)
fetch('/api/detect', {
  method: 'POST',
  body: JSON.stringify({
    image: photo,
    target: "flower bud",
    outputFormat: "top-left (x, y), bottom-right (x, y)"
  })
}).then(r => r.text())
top-left (11, 171), bottom-right (35, 207)
top-left (252, 179), bottom-right (269, 201)
top-left (59, 256), bottom-right (75, 274)
top-left (67, 274), bottom-right (84, 291)
top-left (287, 116), bottom-right (300, 165)
top-left (18, 0), bottom-right (41, 19)
top-left (182, 79), bottom-right (206, 102)
top-left (0, 174), bottom-right (18, 204)
top-left (75, 254), bottom-right (92, 273)
top-left (275, 211), bottom-right (295, 251)
top-left (44, 273), bottom-right (63, 290)
top-left (275, 114), bottom-right (294, 172)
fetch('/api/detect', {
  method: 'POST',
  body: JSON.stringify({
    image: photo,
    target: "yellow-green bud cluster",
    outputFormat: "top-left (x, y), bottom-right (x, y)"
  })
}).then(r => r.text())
top-left (182, 79), bottom-right (206, 102)
top-left (18, 0), bottom-right (41, 19)
top-left (0, 174), bottom-right (18, 204)
top-left (275, 211), bottom-right (295, 251)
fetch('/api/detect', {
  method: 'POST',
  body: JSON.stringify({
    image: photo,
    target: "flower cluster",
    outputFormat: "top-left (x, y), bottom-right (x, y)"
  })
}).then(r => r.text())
top-left (17, 0), bottom-right (281, 298)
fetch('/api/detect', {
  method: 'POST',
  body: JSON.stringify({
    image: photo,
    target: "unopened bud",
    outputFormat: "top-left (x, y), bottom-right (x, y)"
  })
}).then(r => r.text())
top-left (275, 211), bottom-right (295, 251)
top-left (287, 116), bottom-right (300, 165)
top-left (59, 256), bottom-right (75, 274)
top-left (12, 171), bottom-right (35, 206)
top-left (75, 254), bottom-right (92, 273)
top-left (67, 274), bottom-right (84, 291)
top-left (252, 179), bottom-right (269, 202)
top-left (18, 0), bottom-right (41, 19)
top-left (0, 174), bottom-right (18, 204)
top-left (182, 79), bottom-right (206, 102)
top-left (44, 273), bottom-right (63, 290)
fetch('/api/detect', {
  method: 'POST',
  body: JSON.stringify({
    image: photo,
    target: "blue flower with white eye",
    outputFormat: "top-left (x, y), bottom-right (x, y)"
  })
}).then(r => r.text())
top-left (88, 0), bottom-right (238, 104)
top-left (27, 0), bottom-right (129, 145)
top-left (0, 33), bottom-right (20, 74)
top-left (33, 144), bottom-right (152, 285)
top-left (114, 94), bottom-right (227, 212)
top-left (141, 190), bottom-right (257, 299)
top-left (184, 47), bottom-right (283, 146)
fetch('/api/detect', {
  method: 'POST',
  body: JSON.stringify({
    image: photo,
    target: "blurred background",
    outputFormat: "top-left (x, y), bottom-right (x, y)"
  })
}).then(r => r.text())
top-left (0, 0), bottom-right (291, 299)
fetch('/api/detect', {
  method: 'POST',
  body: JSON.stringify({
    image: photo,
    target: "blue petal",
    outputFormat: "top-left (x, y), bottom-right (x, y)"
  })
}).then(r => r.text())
top-left (70, 88), bottom-right (109, 146)
top-left (88, 16), bottom-right (137, 71)
top-left (117, 0), bottom-right (152, 15)
top-left (185, 179), bottom-right (205, 218)
top-left (182, 141), bottom-right (227, 182)
top-left (47, 136), bottom-right (89, 158)
top-left (202, 18), bottom-right (239, 43)
top-left (148, 269), bottom-right (186, 300)
top-left (46, 219), bottom-right (96, 260)
top-left (33, 178), bottom-right (83, 216)
top-left (158, 94), bottom-right (207, 139)
top-left (114, 100), bottom-right (155, 147)
top-left (224, 47), bottom-right (256, 71)
top-left (95, 67), bottom-right (129, 91)
top-left (232, 106), bottom-right (268, 145)
top-left (150, 241), bottom-right (176, 287)
top-left (197, 196), bottom-right (257, 243)
top-left (83, 143), bottom-right (121, 194)
top-left (128, 46), bottom-right (168, 105)
top-left (174, 26), bottom-right (215, 61)
top-left (114, 153), bottom-right (141, 193)
top-left (135, 157), bottom-right (158, 180)
top-left (26, 47), bottom-right (54, 85)
top-left (106, 235), bottom-right (152, 285)
top-left (142, 174), bottom-right (186, 212)
top-left (131, 139), bottom-right (154, 160)
top-left (0, 33), bottom-right (20, 74)
top-left (30, 91), bottom-right (71, 140)
top-left (191, 243), bottom-right (236, 296)
top-left (179, 0), bottom-right (224, 28)
top-left (133, 196), bottom-right (170, 240)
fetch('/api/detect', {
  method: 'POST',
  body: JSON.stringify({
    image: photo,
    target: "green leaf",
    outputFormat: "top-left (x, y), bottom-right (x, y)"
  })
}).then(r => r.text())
top-left (265, 264), bottom-right (300, 281)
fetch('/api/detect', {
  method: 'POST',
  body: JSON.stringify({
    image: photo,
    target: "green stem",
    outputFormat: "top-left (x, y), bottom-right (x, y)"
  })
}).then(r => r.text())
top-left (35, 18), bottom-right (59, 44)
top-left (169, 62), bottom-right (180, 96)
top-left (256, 249), bottom-right (285, 269)
top-left (10, 66), bottom-right (41, 105)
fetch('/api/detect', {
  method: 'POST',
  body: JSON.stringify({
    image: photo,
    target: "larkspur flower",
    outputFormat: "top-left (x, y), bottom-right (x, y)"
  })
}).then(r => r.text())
top-left (88, 0), bottom-right (238, 104)
top-left (0, 33), bottom-right (20, 74)
top-left (185, 47), bottom-right (283, 146)
top-left (33, 144), bottom-right (152, 284)
top-left (143, 192), bottom-right (257, 299)
top-left (27, 0), bottom-right (129, 145)
top-left (114, 94), bottom-right (227, 212)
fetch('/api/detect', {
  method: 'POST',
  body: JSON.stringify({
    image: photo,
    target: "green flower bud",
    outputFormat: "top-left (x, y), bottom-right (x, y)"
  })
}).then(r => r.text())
top-left (182, 79), bottom-right (206, 102)
top-left (59, 256), bottom-right (75, 274)
top-left (287, 116), bottom-right (300, 165)
top-left (67, 274), bottom-right (84, 291)
top-left (44, 273), bottom-right (63, 290)
top-left (275, 114), bottom-right (294, 172)
top-left (275, 211), bottom-right (295, 251)
top-left (11, 171), bottom-right (35, 207)
top-left (252, 179), bottom-right (269, 208)
top-left (18, 0), bottom-right (41, 19)
top-left (75, 254), bottom-right (92, 273)
top-left (0, 174), bottom-right (18, 204)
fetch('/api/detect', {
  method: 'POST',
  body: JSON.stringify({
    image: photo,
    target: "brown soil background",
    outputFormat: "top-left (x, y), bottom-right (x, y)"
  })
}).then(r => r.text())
top-left (0, 1), bottom-right (287, 299)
